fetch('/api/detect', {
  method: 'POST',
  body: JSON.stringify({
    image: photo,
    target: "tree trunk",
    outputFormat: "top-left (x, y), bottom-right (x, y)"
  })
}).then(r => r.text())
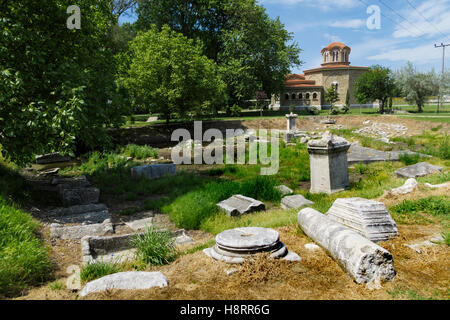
top-left (379, 99), bottom-right (385, 114)
top-left (418, 103), bottom-right (423, 113)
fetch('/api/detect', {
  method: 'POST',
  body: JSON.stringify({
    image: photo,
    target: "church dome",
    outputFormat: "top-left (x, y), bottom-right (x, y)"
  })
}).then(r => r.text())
top-left (321, 42), bottom-right (351, 65)
top-left (321, 42), bottom-right (351, 53)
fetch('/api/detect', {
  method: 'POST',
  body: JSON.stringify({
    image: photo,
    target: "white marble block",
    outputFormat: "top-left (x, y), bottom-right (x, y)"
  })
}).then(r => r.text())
top-left (307, 132), bottom-right (350, 194)
top-left (326, 197), bottom-right (398, 242)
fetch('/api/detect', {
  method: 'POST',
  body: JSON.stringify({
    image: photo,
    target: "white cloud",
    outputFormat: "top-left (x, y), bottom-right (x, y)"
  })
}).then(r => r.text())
top-left (259, 0), bottom-right (360, 10)
top-left (391, 0), bottom-right (450, 40)
top-left (323, 33), bottom-right (343, 43)
top-left (367, 43), bottom-right (442, 63)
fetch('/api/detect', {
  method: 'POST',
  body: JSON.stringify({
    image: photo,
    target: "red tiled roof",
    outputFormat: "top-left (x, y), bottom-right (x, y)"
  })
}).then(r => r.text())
top-left (286, 73), bottom-right (306, 80)
top-left (321, 42), bottom-right (351, 53)
top-left (304, 64), bottom-right (368, 73)
top-left (287, 84), bottom-right (323, 88)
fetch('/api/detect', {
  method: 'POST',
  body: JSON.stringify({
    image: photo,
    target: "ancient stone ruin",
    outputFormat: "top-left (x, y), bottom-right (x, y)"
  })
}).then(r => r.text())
top-left (217, 195), bottom-right (265, 216)
top-left (281, 194), bottom-right (314, 209)
top-left (394, 162), bottom-right (442, 178)
top-left (203, 227), bottom-right (300, 264)
top-left (131, 163), bottom-right (177, 180)
top-left (326, 197), bottom-right (398, 242)
top-left (80, 271), bottom-right (169, 297)
top-left (307, 131), bottom-right (350, 194)
top-left (298, 208), bottom-right (396, 284)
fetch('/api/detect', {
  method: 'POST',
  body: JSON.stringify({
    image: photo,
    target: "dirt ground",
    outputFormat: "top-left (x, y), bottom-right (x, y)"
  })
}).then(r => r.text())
top-left (239, 115), bottom-right (448, 136)
top-left (16, 186), bottom-right (449, 300)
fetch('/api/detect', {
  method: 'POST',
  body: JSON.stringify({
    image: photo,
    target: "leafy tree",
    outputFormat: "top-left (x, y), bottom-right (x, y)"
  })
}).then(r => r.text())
top-left (117, 25), bottom-right (225, 123)
top-left (325, 85), bottom-right (339, 114)
top-left (0, 0), bottom-right (127, 164)
top-left (342, 89), bottom-right (350, 114)
top-left (354, 65), bottom-right (396, 114)
top-left (112, 0), bottom-right (138, 20)
top-left (394, 62), bottom-right (438, 113)
top-left (135, 0), bottom-right (301, 109)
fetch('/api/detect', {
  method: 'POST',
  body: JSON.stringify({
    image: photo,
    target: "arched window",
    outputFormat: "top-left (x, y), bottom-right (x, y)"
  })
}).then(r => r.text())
top-left (292, 93), bottom-right (296, 100)
top-left (313, 92), bottom-right (317, 100)
top-left (305, 93), bottom-right (310, 99)
top-left (285, 93), bottom-right (289, 100)
top-left (298, 93), bottom-right (303, 99)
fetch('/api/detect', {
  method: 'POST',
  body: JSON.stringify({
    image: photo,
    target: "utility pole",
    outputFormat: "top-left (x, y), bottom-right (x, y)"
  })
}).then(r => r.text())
top-left (434, 43), bottom-right (450, 114)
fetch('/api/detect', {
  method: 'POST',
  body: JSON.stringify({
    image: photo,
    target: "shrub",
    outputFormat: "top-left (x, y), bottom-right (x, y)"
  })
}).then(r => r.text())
top-left (132, 226), bottom-right (178, 266)
top-left (80, 261), bottom-right (122, 283)
top-left (308, 106), bottom-right (319, 115)
top-left (121, 144), bottom-right (158, 159)
top-left (399, 153), bottom-right (421, 165)
top-left (438, 135), bottom-right (450, 160)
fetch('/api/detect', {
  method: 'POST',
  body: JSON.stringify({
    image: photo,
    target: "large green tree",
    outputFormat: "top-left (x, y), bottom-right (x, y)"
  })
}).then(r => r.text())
top-left (117, 25), bottom-right (225, 123)
top-left (395, 62), bottom-right (438, 113)
top-left (354, 65), bottom-right (396, 114)
top-left (0, 0), bottom-right (127, 164)
top-left (135, 0), bottom-right (301, 110)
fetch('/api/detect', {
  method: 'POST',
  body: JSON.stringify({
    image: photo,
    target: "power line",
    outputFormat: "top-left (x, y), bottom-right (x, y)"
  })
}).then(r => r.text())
top-left (405, 0), bottom-right (448, 41)
top-left (434, 42), bottom-right (450, 114)
top-left (357, 0), bottom-right (428, 41)
top-left (377, 0), bottom-right (430, 39)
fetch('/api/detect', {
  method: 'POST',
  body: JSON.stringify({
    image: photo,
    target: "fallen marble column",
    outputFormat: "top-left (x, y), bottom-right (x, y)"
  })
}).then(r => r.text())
top-left (298, 208), bottom-right (396, 284)
top-left (389, 178), bottom-right (418, 195)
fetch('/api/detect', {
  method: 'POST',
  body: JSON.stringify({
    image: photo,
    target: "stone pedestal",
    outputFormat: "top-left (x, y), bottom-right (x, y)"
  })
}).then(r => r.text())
top-left (285, 112), bottom-right (298, 131)
top-left (284, 113), bottom-right (298, 143)
top-left (307, 132), bottom-right (350, 194)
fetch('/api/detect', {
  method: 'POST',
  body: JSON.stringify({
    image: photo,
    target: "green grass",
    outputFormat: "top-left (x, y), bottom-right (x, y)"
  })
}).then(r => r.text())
top-left (80, 261), bottom-right (123, 283)
top-left (48, 280), bottom-right (65, 291)
top-left (132, 227), bottom-right (178, 266)
top-left (390, 196), bottom-right (449, 226)
top-left (398, 153), bottom-right (422, 165)
top-left (201, 208), bottom-right (298, 235)
top-left (161, 175), bottom-right (282, 230)
top-left (387, 285), bottom-right (445, 300)
top-left (0, 198), bottom-right (52, 297)
top-left (120, 144), bottom-right (158, 160)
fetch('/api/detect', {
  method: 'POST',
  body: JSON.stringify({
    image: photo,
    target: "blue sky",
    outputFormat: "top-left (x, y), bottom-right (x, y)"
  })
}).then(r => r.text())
top-left (119, 0), bottom-right (450, 74)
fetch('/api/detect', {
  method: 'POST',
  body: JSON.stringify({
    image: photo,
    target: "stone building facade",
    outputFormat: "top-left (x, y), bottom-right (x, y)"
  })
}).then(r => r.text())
top-left (271, 41), bottom-right (370, 110)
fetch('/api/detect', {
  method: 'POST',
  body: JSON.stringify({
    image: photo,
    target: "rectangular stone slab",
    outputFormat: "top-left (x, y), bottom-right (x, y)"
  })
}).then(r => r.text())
top-left (217, 194), bottom-right (265, 216)
top-left (50, 219), bottom-right (113, 240)
top-left (131, 163), bottom-right (176, 180)
top-left (394, 162), bottom-right (442, 178)
top-left (281, 195), bottom-right (314, 209)
top-left (59, 187), bottom-right (100, 207)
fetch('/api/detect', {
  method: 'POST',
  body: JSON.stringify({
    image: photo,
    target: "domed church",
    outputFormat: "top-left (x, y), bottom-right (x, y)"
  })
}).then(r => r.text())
top-left (271, 42), bottom-right (369, 110)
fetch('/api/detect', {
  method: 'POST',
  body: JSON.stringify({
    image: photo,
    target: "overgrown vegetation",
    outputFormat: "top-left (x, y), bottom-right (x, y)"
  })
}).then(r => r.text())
top-left (0, 198), bottom-right (52, 297)
top-left (132, 227), bottom-right (178, 266)
top-left (80, 261), bottom-right (123, 283)
top-left (390, 196), bottom-right (449, 226)
top-left (0, 158), bottom-right (52, 298)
